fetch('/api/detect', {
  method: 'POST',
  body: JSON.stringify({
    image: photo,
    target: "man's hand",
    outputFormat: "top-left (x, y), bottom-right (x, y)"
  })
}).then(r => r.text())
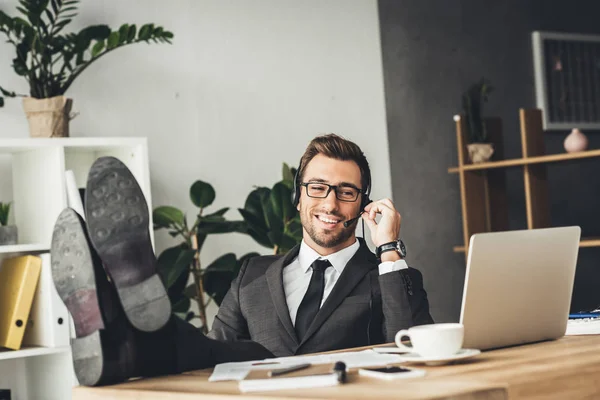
top-left (361, 198), bottom-right (402, 249)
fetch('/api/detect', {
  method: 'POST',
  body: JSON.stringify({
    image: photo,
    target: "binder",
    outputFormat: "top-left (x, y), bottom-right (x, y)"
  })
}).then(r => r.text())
top-left (0, 255), bottom-right (42, 350)
top-left (22, 253), bottom-right (70, 347)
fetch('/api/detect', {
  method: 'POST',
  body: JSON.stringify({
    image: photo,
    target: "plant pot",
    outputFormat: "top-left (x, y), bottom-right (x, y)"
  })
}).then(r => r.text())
top-left (467, 143), bottom-right (494, 164)
top-left (0, 225), bottom-right (18, 245)
top-left (22, 96), bottom-right (73, 138)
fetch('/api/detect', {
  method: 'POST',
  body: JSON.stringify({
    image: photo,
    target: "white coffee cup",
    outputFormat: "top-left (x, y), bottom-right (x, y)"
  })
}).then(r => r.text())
top-left (394, 323), bottom-right (464, 358)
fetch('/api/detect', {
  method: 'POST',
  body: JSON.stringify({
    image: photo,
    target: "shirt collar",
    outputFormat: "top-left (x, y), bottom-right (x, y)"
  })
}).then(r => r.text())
top-left (298, 239), bottom-right (360, 274)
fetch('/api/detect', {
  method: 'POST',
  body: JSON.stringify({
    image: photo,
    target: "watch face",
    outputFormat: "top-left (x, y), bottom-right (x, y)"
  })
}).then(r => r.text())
top-left (398, 240), bottom-right (407, 258)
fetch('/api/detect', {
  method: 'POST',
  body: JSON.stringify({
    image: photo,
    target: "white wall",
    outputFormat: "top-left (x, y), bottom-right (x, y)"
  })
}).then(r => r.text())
top-left (0, 0), bottom-right (391, 325)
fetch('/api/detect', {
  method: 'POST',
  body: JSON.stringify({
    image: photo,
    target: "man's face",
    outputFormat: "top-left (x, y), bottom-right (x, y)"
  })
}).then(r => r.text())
top-left (297, 154), bottom-right (363, 255)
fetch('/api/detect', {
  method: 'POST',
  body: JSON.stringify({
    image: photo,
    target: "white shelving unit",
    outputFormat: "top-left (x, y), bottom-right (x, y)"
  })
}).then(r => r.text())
top-left (0, 137), bottom-right (153, 400)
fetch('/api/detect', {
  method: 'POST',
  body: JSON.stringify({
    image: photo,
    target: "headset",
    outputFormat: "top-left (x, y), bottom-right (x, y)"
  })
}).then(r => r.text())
top-left (291, 157), bottom-right (372, 228)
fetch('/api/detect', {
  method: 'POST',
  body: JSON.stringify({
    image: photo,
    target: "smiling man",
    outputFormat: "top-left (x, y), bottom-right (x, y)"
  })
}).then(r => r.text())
top-left (51, 133), bottom-right (433, 386)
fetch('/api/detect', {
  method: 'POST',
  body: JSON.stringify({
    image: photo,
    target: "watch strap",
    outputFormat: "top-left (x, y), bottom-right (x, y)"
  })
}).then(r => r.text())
top-left (376, 239), bottom-right (406, 259)
top-left (376, 240), bottom-right (399, 259)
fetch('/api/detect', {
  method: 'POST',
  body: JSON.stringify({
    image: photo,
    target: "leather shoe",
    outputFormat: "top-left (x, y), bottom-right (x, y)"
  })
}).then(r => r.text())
top-left (51, 208), bottom-right (136, 386)
top-left (84, 156), bottom-right (171, 332)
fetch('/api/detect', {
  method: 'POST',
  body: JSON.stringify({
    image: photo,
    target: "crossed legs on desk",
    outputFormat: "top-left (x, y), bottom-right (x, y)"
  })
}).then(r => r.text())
top-left (51, 157), bottom-right (273, 386)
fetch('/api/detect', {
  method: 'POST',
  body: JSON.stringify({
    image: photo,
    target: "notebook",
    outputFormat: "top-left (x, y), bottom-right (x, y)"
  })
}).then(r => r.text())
top-left (239, 363), bottom-right (340, 393)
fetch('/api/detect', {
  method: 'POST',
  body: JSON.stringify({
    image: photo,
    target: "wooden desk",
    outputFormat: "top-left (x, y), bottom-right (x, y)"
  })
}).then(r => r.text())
top-left (73, 335), bottom-right (600, 400)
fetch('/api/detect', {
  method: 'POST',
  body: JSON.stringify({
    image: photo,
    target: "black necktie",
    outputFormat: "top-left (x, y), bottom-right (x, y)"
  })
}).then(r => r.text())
top-left (295, 259), bottom-right (331, 341)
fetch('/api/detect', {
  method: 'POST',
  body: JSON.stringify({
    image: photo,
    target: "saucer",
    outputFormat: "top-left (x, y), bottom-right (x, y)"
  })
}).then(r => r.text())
top-left (397, 348), bottom-right (481, 366)
top-left (373, 347), bottom-right (411, 354)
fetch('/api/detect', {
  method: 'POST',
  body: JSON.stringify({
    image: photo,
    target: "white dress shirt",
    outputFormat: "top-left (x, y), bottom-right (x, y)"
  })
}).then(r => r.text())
top-left (283, 239), bottom-right (408, 326)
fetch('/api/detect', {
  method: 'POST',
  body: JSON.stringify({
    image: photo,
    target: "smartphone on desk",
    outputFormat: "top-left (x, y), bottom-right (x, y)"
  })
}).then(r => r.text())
top-left (358, 366), bottom-right (426, 380)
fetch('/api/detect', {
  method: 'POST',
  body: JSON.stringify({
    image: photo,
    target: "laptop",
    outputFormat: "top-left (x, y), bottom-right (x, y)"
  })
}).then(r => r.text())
top-left (460, 226), bottom-right (581, 350)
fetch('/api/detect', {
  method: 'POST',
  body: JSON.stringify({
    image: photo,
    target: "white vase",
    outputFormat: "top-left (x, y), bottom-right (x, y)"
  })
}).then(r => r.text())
top-left (564, 128), bottom-right (588, 153)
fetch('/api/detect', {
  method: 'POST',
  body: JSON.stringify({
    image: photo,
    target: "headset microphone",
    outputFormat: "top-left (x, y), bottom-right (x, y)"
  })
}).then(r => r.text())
top-left (343, 212), bottom-right (364, 228)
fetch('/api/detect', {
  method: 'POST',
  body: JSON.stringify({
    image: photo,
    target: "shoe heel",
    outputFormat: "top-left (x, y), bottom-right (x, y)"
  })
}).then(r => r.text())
top-left (72, 331), bottom-right (104, 386)
top-left (51, 208), bottom-right (105, 338)
top-left (119, 274), bottom-right (171, 332)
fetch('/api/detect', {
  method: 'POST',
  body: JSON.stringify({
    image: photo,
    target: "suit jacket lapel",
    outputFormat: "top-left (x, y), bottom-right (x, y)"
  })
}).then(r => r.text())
top-left (299, 240), bottom-right (376, 346)
top-left (266, 244), bottom-right (301, 344)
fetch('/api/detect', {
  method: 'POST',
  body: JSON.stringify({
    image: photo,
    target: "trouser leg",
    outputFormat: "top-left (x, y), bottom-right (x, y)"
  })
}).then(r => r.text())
top-left (135, 316), bottom-right (275, 375)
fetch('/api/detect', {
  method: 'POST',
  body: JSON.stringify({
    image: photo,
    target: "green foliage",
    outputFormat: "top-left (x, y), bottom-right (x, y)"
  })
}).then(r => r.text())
top-left (238, 163), bottom-right (303, 255)
top-left (462, 78), bottom-right (493, 143)
top-left (0, 202), bottom-right (10, 226)
top-left (0, 0), bottom-right (173, 106)
top-left (153, 180), bottom-right (255, 329)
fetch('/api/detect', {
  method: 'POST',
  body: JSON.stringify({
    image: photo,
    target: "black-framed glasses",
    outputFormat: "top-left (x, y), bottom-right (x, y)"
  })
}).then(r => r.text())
top-left (300, 182), bottom-right (363, 202)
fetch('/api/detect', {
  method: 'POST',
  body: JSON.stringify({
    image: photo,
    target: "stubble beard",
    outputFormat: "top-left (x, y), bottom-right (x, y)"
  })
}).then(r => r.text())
top-left (301, 209), bottom-right (355, 249)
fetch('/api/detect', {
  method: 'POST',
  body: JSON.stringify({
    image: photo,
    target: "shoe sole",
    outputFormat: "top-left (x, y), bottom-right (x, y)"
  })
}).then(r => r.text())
top-left (51, 208), bottom-right (104, 386)
top-left (85, 156), bottom-right (171, 332)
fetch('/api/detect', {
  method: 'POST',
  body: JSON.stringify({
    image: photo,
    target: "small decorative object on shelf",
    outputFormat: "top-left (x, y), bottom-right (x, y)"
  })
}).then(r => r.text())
top-left (0, 0), bottom-right (174, 138)
top-left (461, 78), bottom-right (494, 163)
top-left (0, 202), bottom-right (17, 245)
top-left (564, 128), bottom-right (588, 153)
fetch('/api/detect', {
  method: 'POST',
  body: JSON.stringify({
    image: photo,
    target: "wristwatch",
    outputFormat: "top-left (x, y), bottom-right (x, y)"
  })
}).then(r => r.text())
top-left (376, 239), bottom-right (407, 259)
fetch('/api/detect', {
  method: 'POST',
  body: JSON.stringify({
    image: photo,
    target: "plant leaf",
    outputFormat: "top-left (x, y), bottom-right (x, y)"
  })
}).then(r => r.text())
top-left (127, 24), bottom-right (136, 42)
top-left (163, 248), bottom-right (196, 288)
top-left (204, 207), bottom-right (229, 218)
top-left (153, 206), bottom-right (185, 228)
top-left (238, 208), bottom-right (267, 235)
top-left (172, 296), bottom-right (190, 313)
top-left (197, 219), bottom-right (247, 235)
top-left (189, 180), bottom-right (215, 208)
top-left (156, 244), bottom-right (189, 299)
top-left (183, 283), bottom-right (197, 299)
top-left (246, 228), bottom-right (273, 249)
top-left (138, 23), bottom-right (152, 40)
top-left (244, 187), bottom-right (270, 221)
top-left (270, 182), bottom-right (294, 222)
top-left (91, 40), bottom-right (104, 57)
top-left (106, 31), bottom-right (119, 49)
top-left (202, 253), bottom-right (237, 306)
top-left (282, 162), bottom-right (295, 183)
top-left (261, 189), bottom-right (283, 235)
top-left (118, 23), bottom-right (129, 44)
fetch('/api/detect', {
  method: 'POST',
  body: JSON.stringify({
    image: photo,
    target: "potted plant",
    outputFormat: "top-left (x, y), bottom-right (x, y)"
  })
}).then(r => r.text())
top-left (153, 180), bottom-right (257, 333)
top-left (0, 202), bottom-right (17, 245)
top-left (462, 78), bottom-right (494, 163)
top-left (238, 163), bottom-right (303, 255)
top-left (0, 0), bottom-right (173, 137)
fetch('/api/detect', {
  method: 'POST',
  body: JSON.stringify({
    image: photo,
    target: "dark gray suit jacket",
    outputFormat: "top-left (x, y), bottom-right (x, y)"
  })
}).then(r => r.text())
top-left (208, 239), bottom-right (434, 357)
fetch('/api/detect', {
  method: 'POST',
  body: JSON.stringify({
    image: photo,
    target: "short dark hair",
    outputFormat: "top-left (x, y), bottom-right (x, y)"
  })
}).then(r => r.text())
top-left (298, 133), bottom-right (371, 192)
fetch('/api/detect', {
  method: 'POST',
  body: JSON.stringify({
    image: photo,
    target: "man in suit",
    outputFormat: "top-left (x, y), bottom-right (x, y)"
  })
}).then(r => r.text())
top-left (51, 134), bottom-right (433, 386)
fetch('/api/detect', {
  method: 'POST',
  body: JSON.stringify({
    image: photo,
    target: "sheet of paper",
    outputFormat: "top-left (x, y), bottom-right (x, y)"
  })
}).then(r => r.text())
top-left (566, 318), bottom-right (600, 335)
top-left (209, 350), bottom-right (403, 382)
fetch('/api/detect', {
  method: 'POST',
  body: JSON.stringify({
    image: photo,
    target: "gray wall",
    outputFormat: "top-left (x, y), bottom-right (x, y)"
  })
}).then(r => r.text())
top-left (379, 0), bottom-right (600, 322)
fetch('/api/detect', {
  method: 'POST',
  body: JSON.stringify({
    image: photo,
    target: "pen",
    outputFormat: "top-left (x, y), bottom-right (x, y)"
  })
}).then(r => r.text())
top-left (268, 363), bottom-right (311, 377)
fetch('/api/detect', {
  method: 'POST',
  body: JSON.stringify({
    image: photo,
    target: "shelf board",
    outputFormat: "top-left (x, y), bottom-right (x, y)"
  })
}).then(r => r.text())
top-left (0, 243), bottom-right (48, 254)
top-left (0, 137), bottom-right (146, 153)
top-left (453, 237), bottom-right (600, 253)
top-left (448, 148), bottom-right (600, 173)
top-left (0, 345), bottom-right (69, 361)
